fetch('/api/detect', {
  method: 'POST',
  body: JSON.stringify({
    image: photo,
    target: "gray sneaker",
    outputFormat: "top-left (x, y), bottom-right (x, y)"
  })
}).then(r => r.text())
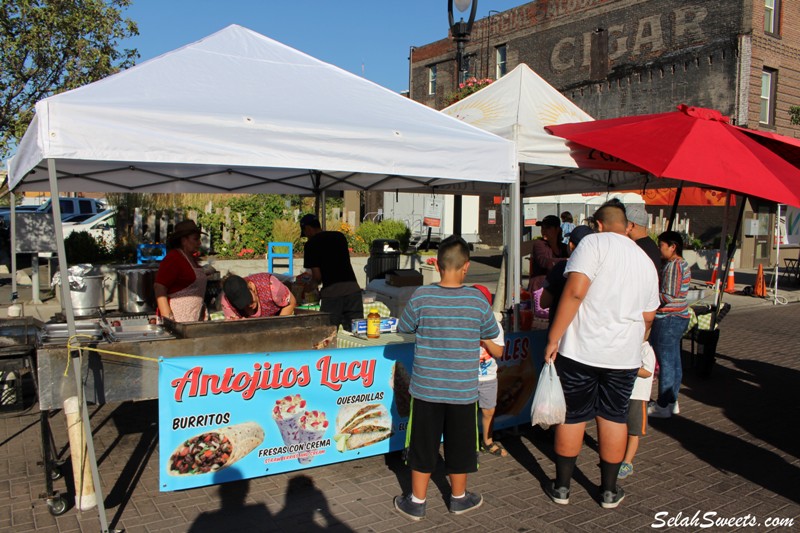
top-left (545, 482), bottom-right (570, 505)
top-left (600, 487), bottom-right (625, 509)
top-left (647, 401), bottom-right (672, 419)
top-left (449, 491), bottom-right (483, 514)
top-left (394, 494), bottom-right (426, 521)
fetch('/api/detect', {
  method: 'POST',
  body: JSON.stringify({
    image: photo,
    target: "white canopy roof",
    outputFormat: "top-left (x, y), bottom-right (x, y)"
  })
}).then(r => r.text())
top-left (8, 25), bottom-right (516, 194)
top-left (442, 64), bottom-right (663, 195)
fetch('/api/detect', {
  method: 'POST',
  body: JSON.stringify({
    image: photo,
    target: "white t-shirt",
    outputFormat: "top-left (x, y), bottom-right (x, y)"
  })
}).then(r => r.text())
top-left (479, 321), bottom-right (505, 382)
top-left (631, 342), bottom-right (657, 401)
top-left (559, 232), bottom-right (660, 369)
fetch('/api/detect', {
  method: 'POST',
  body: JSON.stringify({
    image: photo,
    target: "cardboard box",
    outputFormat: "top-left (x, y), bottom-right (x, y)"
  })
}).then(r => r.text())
top-left (386, 269), bottom-right (423, 287)
top-left (351, 317), bottom-right (399, 335)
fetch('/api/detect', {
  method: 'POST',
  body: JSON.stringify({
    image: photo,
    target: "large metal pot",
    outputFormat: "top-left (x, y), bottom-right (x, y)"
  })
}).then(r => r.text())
top-left (116, 265), bottom-right (158, 314)
top-left (55, 273), bottom-right (115, 317)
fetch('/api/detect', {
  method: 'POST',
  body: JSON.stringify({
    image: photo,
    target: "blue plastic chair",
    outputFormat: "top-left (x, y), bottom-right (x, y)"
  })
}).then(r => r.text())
top-left (137, 243), bottom-right (167, 264)
top-left (267, 242), bottom-right (293, 274)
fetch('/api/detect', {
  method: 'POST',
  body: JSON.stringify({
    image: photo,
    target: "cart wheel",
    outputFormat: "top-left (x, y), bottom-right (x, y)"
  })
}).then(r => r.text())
top-left (49, 464), bottom-right (62, 480)
top-left (47, 497), bottom-right (68, 516)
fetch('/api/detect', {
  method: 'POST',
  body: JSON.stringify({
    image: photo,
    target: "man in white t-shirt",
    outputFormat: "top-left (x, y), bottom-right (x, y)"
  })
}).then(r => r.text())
top-left (543, 201), bottom-right (659, 510)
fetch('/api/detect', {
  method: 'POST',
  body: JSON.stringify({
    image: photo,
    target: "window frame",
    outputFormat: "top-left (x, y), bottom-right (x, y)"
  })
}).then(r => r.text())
top-left (764, 0), bottom-right (781, 36)
top-left (760, 67), bottom-right (778, 127)
top-left (495, 44), bottom-right (507, 79)
top-left (428, 65), bottom-right (437, 95)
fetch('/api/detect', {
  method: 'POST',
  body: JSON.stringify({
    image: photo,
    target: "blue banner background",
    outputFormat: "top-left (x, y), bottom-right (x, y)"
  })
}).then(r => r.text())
top-left (158, 330), bottom-right (545, 492)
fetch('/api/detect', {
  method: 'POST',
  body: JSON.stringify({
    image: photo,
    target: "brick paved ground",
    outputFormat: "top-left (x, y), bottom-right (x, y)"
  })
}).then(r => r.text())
top-left (2, 303), bottom-right (799, 532)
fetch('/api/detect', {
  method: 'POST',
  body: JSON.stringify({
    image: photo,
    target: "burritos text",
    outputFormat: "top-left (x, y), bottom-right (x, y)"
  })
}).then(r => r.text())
top-left (171, 357), bottom-right (378, 402)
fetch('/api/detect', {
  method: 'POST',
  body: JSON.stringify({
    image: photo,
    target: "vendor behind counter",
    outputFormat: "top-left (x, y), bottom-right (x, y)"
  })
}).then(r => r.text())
top-left (221, 273), bottom-right (297, 319)
top-left (155, 220), bottom-right (212, 322)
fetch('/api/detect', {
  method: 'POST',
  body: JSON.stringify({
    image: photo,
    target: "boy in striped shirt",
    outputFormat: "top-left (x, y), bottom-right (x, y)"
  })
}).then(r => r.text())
top-left (393, 235), bottom-right (503, 520)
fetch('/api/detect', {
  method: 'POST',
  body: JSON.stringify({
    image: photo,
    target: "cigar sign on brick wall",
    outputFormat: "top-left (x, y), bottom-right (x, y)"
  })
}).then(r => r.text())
top-left (158, 332), bottom-right (545, 491)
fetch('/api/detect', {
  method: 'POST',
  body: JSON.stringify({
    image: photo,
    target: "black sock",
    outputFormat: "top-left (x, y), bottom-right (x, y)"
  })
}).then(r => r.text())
top-left (554, 454), bottom-right (578, 489)
top-left (600, 460), bottom-right (621, 492)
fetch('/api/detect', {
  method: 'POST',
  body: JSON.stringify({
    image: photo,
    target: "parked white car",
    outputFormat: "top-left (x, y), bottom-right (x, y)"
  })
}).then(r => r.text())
top-left (62, 209), bottom-right (116, 245)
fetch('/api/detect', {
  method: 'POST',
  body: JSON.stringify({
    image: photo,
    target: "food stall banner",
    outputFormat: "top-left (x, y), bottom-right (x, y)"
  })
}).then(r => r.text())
top-left (158, 345), bottom-right (414, 491)
top-left (158, 330), bottom-right (546, 491)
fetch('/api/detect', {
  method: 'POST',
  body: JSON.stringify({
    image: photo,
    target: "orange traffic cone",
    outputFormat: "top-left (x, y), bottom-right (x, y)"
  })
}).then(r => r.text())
top-left (754, 263), bottom-right (767, 298)
top-left (724, 259), bottom-right (736, 293)
top-left (706, 252), bottom-right (720, 286)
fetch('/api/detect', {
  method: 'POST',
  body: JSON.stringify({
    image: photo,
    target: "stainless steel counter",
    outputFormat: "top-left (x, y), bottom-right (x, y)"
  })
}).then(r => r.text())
top-left (36, 311), bottom-right (336, 410)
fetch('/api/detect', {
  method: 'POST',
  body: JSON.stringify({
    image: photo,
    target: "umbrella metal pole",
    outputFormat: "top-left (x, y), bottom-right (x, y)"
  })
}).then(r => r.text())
top-left (774, 204), bottom-right (781, 305)
top-left (667, 183), bottom-right (683, 232)
top-left (712, 198), bottom-right (746, 329)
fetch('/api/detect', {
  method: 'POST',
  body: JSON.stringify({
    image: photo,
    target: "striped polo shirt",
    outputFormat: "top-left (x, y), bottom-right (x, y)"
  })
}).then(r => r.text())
top-left (399, 284), bottom-right (500, 405)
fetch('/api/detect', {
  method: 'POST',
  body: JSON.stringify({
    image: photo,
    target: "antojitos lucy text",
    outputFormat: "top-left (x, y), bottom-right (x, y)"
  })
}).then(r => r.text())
top-left (170, 355), bottom-right (376, 402)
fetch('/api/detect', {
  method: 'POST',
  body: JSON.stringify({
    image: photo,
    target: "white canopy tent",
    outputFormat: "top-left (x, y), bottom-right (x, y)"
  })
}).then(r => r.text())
top-left (9, 24), bottom-right (516, 194)
top-left (6, 26), bottom-right (518, 531)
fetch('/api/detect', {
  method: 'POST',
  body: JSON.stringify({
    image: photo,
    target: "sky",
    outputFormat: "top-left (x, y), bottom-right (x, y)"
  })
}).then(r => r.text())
top-left (120, 0), bottom-right (530, 93)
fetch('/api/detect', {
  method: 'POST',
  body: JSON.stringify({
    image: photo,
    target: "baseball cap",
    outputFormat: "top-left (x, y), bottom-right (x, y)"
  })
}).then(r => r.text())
top-left (473, 284), bottom-right (492, 305)
top-left (535, 215), bottom-right (561, 228)
top-left (223, 275), bottom-right (253, 312)
top-left (569, 225), bottom-right (594, 246)
top-left (626, 204), bottom-right (649, 227)
top-left (299, 213), bottom-right (320, 231)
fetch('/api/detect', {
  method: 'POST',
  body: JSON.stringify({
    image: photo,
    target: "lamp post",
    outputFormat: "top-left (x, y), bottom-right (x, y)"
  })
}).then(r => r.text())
top-left (448, 0), bottom-right (478, 86)
top-left (447, 0), bottom-right (477, 236)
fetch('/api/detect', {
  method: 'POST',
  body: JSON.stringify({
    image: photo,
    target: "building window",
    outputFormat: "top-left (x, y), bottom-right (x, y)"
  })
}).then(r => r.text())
top-left (760, 68), bottom-right (777, 126)
top-left (428, 65), bottom-right (437, 95)
top-left (764, 0), bottom-right (781, 35)
top-left (496, 45), bottom-right (507, 78)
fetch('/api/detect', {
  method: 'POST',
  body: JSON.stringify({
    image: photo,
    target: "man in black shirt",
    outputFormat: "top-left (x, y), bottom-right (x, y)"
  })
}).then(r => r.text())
top-left (300, 214), bottom-right (363, 329)
top-left (626, 204), bottom-right (661, 273)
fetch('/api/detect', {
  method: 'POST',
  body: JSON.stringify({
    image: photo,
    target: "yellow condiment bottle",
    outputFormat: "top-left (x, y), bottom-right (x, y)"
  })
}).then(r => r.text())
top-left (367, 308), bottom-right (381, 339)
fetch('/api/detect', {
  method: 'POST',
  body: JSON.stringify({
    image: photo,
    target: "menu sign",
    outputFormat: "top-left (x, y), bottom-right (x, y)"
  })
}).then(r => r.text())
top-left (158, 346), bottom-right (413, 491)
top-left (158, 331), bottom-right (545, 491)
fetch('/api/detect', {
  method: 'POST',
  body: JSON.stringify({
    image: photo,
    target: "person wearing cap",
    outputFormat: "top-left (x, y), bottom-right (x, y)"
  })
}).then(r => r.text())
top-left (221, 273), bottom-right (296, 320)
top-left (473, 284), bottom-right (507, 457)
top-left (155, 220), bottom-right (209, 322)
top-left (299, 213), bottom-right (363, 328)
top-left (528, 214), bottom-right (569, 291)
top-left (540, 225), bottom-right (595, 322)
top-left (626, 204), bottom-right (661, 272)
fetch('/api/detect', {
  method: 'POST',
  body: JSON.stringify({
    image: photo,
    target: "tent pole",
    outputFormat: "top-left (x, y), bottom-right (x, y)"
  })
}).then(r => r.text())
top-left (712, 196), bottom-right (746, 329)
top-left (9, 190), bottom-right (17, 302)
top-left (666, 182), bottom-right (683, 232)
top-left (510, 169), bottom-right (522, 330)
top-left (48, 159), bottom-right (112, 533)
top-left (320, 190), bottom-right (327, 231)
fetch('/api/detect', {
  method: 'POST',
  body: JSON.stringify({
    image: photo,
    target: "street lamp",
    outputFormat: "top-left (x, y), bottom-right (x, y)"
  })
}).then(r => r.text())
top-left (448, 0), bottom-right (478, 87)
top-left (447, 0), bottom-right (477, 237)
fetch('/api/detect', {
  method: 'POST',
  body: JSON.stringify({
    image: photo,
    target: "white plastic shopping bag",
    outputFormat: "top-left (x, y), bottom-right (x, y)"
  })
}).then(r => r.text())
top-left (530, 362), bottom-right (566, 430)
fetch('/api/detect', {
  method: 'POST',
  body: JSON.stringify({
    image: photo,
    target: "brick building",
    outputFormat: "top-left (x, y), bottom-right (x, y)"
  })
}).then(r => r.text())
top-left (409, 0), bottom-right (799, 267)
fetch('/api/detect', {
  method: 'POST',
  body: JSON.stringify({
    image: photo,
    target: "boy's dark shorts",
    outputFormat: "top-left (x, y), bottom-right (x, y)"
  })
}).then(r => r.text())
top-left (405, 398), bottom-right (479, 474)
top-left (554, 355), bottom-right (638, 424)
top-left (626, 399), bottom-right (647, 437)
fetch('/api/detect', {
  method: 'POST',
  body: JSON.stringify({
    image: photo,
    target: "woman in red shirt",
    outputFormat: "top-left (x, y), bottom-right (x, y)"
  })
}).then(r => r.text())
top-left (154, 220), bottom-right (208, 322)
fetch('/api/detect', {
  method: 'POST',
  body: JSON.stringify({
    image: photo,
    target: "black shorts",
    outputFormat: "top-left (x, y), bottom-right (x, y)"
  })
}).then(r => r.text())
top-left (626, 399), bottom-right (647, 437)
top-left (554, 355), bottom-right (638, 424)
top-left (405, 398), bottom-right (479, 474)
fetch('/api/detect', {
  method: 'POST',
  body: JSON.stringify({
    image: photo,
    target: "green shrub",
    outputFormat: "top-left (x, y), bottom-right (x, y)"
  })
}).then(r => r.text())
top-left (352, 219), bottom-right (411, 254)
top-left (270, 219), bottom-right (300, 252)
top-left (65, 231), bottom-right (109, 264)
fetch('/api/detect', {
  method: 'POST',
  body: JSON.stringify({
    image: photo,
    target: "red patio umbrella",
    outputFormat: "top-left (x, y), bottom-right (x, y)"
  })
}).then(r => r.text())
top-left (545, 104), bottom-right (800, 207)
